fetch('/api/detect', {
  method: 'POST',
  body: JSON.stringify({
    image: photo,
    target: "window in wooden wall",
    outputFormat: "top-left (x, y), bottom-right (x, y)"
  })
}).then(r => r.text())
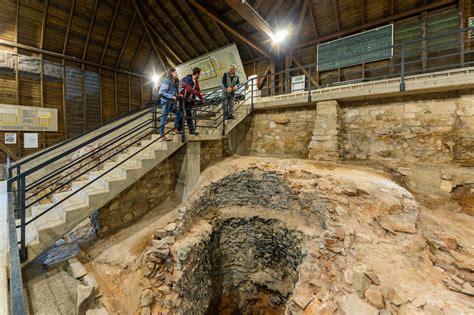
top-left (65, 66), bottom-right (84, 138)
top-left (85, 71), bottom-right (101, 130)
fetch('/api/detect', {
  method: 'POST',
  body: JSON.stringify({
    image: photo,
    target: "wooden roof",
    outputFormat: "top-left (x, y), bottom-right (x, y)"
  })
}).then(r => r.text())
top-left (5, 0), bottom-right (458, 76)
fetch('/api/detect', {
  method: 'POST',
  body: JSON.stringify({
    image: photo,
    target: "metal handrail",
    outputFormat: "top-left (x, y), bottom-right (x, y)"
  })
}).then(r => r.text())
top-left (7, 191), bottom-right (26, 315)
top-left (9, 103), bottom-right (153, 172)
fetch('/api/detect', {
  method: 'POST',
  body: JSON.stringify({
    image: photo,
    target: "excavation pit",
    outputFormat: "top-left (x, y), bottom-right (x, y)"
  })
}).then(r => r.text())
top-left (172, 216), bottom-right (306, 314)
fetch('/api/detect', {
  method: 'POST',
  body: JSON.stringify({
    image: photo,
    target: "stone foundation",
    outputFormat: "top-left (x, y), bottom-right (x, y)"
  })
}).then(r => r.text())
top-left (308, 100), bottom-right (340, 161)
top-left (97, 157), bottom-right (176, 236)
top-left (340, 92), bottom-right (474, 165)
top-left (243, 106), bottom-right (315, 158)
top-left (200, 140), bottom-right (223, 171)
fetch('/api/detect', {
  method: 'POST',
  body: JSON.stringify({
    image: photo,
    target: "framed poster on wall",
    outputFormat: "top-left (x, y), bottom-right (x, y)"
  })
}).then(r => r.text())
top-left (5, 133), bottom-right (16, 144)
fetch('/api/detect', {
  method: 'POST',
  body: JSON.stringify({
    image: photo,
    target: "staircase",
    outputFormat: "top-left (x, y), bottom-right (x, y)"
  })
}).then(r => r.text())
top-left (21, 134), bottom-right (183, 262)
top-left (8, 84), bottom-right (255, 264)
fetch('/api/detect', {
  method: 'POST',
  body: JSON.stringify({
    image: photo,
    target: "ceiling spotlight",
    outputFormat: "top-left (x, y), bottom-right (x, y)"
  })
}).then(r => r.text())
top-left (271, 29), bottom-right (289, 44)
top-left (152, 74), bottom-right (160, 84)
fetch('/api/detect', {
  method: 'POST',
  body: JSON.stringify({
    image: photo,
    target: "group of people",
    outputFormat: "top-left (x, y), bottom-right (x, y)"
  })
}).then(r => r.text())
top-left (157, 64), bottom-right (240, 141)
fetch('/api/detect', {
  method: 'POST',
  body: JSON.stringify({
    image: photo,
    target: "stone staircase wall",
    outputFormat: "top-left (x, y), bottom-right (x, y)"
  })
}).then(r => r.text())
top-left (96, 156), bottom-right (177, 237)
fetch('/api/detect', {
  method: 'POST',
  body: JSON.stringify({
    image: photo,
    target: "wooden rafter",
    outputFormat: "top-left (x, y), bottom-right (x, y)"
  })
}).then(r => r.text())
top-left (145, 21), bottom-right (182, 64)
top-left (333, 0), bottom-right (341, 32)
top-left (288, 0), bottom-right (302, 19)
top-left (99, 0), bottom-right (121, 65)
top-left (308, 0), bottom-right (320, 38)
top-left (361, 0), bottom-right (366, 24)
top-left (168, 0), bottom-right (209, 54)
top-left (144, 2), bottom-right (191, 61)
top-left (226, 0), bottom-right (273, 38)
top-left (297, 0), bottom-right (456, 49)
top-left (182, 0), bottom-right (219, 49)
top-left (115, 12), bottom-right (137, 68)
top-left (40, 0), bottom-right (49, 51)
top-left (267, 0), bottom-right (283, 23)
top-left (141, 48), bottom-right (154, 73)
top-left (157, 2), bottom-right (199, 57)
top-left (82, 0), bottom-right (99, 60)
top-left (216, 23), bottom-right (231, 44)
top-left (62, 0), bottom-right (75, 55)
top-left (390, 0), bottom-right (395, 16)
top-left (128, 32), bottom-right (146, 72)
top-left (190, 0), bottom-right (272, 59)
top-left (296, 0), bottom-right (309, 32)
top-left (132, 0), bottom-right (167, 70)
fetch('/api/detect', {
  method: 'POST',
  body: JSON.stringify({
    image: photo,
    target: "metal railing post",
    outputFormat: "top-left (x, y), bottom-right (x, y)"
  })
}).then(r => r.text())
top-left (181, 99), bottom-right (186, 143)
top-left (251, 78), bottom-right (254, 111)
top-left (400, 44), bottom-right (406, 92)
top-left (221, 111), bottom-right (226, 137)
top-left (19, 175), bottom-right (27, 262)
top-left (308, 66), bottom-right (312, 103)
top-left (152, 102), bottom-right (158, 134)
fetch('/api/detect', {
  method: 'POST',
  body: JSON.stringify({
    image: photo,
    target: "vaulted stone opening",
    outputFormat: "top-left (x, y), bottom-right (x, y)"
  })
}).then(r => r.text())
top-left (173, 217), bottom-right (305, 314)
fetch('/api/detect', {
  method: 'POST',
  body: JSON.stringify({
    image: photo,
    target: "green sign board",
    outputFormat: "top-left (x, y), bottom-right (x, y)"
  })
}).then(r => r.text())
top-left (317, 25), bottom-right (394, 72)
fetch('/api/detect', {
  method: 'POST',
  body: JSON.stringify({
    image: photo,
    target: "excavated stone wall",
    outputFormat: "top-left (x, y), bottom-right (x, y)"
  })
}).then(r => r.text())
top-left (340, 92), bottom-right (474, 165)
top-left (243, 106), bottom-right (315, 158)
top-left (97, 157), bottom-right (176, 236)
top-left (200, 140), bottom-right (223, 171)
top-left (244, 92), bottom-right (474, 167)
top-left (174, 217), bottom-right (304, 314)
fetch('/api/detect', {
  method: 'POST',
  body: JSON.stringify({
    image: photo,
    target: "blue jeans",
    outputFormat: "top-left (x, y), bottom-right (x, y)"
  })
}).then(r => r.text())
top-left (159, 102), bottom-right (182, 136)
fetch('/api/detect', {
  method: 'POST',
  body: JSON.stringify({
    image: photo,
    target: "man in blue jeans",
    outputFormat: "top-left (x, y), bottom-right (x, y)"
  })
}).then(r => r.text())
top-left (158, 68), bottom-right (182, 141)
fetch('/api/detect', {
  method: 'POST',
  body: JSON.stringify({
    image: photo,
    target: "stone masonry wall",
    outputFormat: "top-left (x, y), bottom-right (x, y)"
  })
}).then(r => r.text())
top-left (97, 157), bottom-right (176, 236)
top-left (243, 106), bottom-right (315, 158)
top-left (308, 100), bottom-right (340, 161)
top-left (340, 92), bottom-right (474, 166)
top-left (200, 140), bottom-right (223, 171)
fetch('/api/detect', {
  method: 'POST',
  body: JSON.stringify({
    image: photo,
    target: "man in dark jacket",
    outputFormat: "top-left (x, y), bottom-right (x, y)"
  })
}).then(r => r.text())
top-left (179, 67), bottom-right (205, 135)
top-left (222, 64), bottom-right (240, 119)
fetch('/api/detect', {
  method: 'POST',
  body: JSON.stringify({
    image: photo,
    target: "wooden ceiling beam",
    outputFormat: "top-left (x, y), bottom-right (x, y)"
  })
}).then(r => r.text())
top-left (225, 0), bottom-right (273, 38)
top-left (99, 0), bottom-right (121, 65)
top-left (297, 0), bottom-right (456, 49)
top-left (154, 2), bottom-right (200, 57)
top-left (168, 0), bottom-right (209, 54)
top-left (183, 0), bottom-right (219, 49)
top-left (143, 2), bottom-right (190, 61)
top-left (132, 0), bottom-right (167, 70)
top-left (296, 0), bottom-right (309, 32)
top-left (82, 0), bottom-right (99, 60)
top-left (129, 32), bottom-right (146, 72)
top-left (308, 0), bottom-right (320, 38)
top-left (361, 0), bottom-right (366, 24)
top-left (115, 12), bottom-right (137, 68)
top-left (62, 0), bottom-right (75, 55)
top-left (40, 0), bottom-right (49, 51)
top-left (333, 0), bottom-right (341, 32)
top-left (145, 20), bottom-right (182, 65)
top-left (267, 0), bottom-right (283, 23)
top-left (190, 0), bottom-right (272, 59)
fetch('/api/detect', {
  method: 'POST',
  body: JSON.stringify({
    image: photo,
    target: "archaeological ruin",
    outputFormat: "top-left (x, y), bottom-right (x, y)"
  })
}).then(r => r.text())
top-left (0, 0), bottom-right (473, 315)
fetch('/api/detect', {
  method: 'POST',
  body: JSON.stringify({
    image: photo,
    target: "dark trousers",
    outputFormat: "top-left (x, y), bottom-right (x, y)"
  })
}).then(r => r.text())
top-left (178, 99), bottom-right (195, 132)
top-left (223, 93), bottom-right (234, 119)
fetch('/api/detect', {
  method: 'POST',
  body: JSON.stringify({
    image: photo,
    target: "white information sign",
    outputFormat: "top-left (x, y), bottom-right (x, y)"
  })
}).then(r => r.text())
top-left (24, 133), bottom-right (38, 149)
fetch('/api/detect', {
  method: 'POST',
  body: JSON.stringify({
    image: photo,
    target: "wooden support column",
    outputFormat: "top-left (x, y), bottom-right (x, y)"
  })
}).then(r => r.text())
top-left (82, 66), bottom-right (86, 132)
top-left (15, 0), bottom-right (20, 157)
top-left (128, 74), bottom-right (131, 111)
top-left (421, 12), bottom-right (428, 72)
top-left (99, 68), bottom-right (103, 124)
top-left (61, 0), bottom-right (75, 139)
top-left (114, 72), bottom-right (118, 117)
top-left (82, 0), bottom-right (99, 60)
top-left (40, 0), bottom-right (48, 147)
